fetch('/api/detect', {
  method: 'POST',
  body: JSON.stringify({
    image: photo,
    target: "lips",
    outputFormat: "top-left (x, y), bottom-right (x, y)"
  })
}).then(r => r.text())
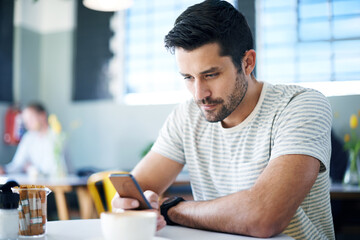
top-left (202, 104), bottom-right (217, 111)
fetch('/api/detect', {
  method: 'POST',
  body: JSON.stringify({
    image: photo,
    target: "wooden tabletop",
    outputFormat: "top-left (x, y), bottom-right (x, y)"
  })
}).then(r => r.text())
top-left (330, 182), bottom-right (360, 199)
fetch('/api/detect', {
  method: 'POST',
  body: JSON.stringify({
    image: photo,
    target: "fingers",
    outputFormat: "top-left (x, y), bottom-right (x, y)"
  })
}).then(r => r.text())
top-left (145, 209), bottom-right (166, 231)
top-left (111, 190), bottom-right (159, 210)
top-left (142, 191), bottom-right (166, 231)
top-left (156, 212), bottom-right (166, 231)
top-left (111, 192), bottom-right (166, 231)
top-left (111, 193), bottom-right (139, 210)
top-left (144, 190), bottom-right (159, 209)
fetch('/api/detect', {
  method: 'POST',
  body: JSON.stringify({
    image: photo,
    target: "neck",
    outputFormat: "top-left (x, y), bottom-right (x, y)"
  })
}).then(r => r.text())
top-left (38, 124), bottom-right (49, 134)
top-left (221, 76), bottom-right (263, 128)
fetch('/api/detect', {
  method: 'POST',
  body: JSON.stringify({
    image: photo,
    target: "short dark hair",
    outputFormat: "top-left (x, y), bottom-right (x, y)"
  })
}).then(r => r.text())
top-left (164, 0), bottom-right (253, 72)
top-left (26, 102), bottom-right (47, 116)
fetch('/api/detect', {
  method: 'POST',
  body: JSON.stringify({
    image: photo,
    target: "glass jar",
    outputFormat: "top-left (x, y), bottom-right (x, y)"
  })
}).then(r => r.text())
top-left (343, 150), bottom-right (360, 186)
top-left (12, 186), bottom-right (52, 238)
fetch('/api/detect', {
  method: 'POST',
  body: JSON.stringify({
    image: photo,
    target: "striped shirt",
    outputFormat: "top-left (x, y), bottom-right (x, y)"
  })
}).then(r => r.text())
top-left (152, 82), bottom-right (335, 239)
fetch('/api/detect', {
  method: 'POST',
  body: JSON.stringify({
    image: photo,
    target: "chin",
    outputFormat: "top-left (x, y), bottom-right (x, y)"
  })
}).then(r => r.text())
top-left (205, 119), bottom-right (219, 123)
top-left (203, 113), bottom-right (220, 123)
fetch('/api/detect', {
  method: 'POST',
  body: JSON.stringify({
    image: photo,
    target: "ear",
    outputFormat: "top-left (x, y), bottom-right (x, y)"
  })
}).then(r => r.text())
top-left (242, 49), bottom-right (256, 76)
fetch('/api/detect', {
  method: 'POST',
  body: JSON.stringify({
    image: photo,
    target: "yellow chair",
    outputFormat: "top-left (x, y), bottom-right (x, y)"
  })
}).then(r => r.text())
top-left (87, 170), bottom-right (129, 215)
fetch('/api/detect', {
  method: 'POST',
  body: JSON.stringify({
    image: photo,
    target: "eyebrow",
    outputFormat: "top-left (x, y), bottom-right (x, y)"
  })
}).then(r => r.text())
top-left (179, 67), bottom-right (221, 76)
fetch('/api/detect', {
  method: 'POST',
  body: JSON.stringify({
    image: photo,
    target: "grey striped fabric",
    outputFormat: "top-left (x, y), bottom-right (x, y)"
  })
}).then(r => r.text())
top-left (152, 82), bottom-right (335, 239)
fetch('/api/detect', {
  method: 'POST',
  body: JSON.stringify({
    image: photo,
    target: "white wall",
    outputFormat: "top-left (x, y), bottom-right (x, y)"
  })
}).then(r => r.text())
top-left (39, 30), bottom-right (176, 171)
top-left (328, 95), bottom-right (360, 143)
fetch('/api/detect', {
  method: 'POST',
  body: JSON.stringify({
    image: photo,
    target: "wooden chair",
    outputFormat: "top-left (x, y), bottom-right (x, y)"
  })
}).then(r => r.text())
top-left (87, 170), bottom-right (128, 215)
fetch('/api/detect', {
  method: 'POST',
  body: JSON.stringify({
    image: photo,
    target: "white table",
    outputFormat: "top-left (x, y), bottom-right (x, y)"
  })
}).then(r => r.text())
top-left (44, 219), bottom-right (293, 240)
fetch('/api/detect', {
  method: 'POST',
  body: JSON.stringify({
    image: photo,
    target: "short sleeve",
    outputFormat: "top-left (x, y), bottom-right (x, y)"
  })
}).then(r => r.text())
top-left (270, 90), bottom-right (332, 173)
top-left (151, 102), bottom-right (188, 165)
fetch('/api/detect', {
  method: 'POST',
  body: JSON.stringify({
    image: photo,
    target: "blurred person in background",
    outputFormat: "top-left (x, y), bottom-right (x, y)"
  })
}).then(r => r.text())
top-left (0, 102), bottom-right (69, 177)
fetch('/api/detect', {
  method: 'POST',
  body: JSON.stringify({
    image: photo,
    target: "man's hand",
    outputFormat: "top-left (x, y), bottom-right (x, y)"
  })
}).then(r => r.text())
top-left (112, 190), bottom-right (166, 231)
top-left (0, 166), bottom-right (6, 175)
top-left (110, 151), bottom-right (183, 231)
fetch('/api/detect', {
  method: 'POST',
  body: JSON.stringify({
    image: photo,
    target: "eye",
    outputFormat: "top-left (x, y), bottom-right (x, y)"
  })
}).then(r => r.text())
top-left (183, 75), bottom-right (194, 81)
top-left (205, 73), bottom-right (219, 79)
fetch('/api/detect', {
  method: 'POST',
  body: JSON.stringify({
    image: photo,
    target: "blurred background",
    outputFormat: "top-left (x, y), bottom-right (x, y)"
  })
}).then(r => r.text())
top-left (0, 0), bottom-right (359, 171)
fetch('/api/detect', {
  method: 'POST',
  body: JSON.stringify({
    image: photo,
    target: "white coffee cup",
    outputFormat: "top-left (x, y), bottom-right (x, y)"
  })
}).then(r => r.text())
top-left (100, 211), bottom-right (157, 240)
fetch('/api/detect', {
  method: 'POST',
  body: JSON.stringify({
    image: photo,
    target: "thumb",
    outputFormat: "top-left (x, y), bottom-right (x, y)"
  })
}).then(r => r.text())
top-left (144, 190), bottom-right (159, 209)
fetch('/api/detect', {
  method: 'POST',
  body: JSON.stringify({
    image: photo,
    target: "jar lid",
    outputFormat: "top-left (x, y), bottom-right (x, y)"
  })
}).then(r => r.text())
top-left (0, 180), bottom-right (20, 209)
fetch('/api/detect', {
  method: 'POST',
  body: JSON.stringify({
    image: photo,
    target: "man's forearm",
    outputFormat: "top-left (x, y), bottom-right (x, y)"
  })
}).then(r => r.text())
top-left (166, 155), bottom-right (320, 238)
top-left (167, 190), bottom-right (282, 238)
top-left (167, 197), bottom-right (243, 234)
top-left (132, 151), bottom-right (184, 195)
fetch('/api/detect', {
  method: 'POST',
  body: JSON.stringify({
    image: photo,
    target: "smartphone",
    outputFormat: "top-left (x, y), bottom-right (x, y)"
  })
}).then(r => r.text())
top-left (109, 173), bottom-right (152, 210)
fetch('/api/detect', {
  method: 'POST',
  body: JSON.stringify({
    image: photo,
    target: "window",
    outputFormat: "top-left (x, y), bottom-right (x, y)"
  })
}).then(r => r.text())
top-left (73, 2), bottom-right (114, 101)
top-left (121, 0), bottom-right (237, 104)
top-left (256, 0), bottom-right (360, 96)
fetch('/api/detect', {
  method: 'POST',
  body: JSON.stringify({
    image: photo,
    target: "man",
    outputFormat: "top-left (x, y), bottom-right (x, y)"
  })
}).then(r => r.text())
top-left (0, 103), bottom-right (68, 176)
top-left (112, 0), bottom-right (334, 239)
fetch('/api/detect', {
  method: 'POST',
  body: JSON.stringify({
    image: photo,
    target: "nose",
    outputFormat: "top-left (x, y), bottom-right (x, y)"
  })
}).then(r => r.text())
top-left (194, 78), bottom-right (211, 102)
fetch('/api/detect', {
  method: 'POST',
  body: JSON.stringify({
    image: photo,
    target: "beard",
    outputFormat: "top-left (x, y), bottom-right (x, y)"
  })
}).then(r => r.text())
top-left (196, 73), bottom-right (248, 123)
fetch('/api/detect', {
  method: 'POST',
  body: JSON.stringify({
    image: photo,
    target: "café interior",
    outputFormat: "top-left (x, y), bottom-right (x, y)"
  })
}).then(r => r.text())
top-left (0, 0), bottom-right (360, 239)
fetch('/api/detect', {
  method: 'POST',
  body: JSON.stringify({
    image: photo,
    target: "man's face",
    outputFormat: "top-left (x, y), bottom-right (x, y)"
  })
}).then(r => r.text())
top-left (22, 108), bottom-right (45, 131)
top-left (175, 42), bottom-right (248, 123)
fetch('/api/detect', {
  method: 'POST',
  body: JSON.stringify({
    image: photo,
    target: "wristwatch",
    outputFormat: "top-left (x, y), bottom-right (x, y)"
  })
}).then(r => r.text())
top-left (160, 196), bottom-right (185, 225)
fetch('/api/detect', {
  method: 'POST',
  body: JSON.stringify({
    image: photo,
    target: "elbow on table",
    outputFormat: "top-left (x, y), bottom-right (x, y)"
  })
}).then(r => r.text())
top-left (247, 224), bottom-right (282, 238)
top-left (244, 216), bottom-right (289, 238)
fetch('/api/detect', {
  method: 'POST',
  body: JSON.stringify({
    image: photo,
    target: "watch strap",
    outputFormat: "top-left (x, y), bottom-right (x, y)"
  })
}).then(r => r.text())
top-left (160, 196), bottom-right (185, 225)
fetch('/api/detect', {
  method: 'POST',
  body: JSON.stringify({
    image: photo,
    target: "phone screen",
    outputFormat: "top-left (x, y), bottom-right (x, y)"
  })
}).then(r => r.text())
top-left (109, 173), bottom-right (152, 210)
